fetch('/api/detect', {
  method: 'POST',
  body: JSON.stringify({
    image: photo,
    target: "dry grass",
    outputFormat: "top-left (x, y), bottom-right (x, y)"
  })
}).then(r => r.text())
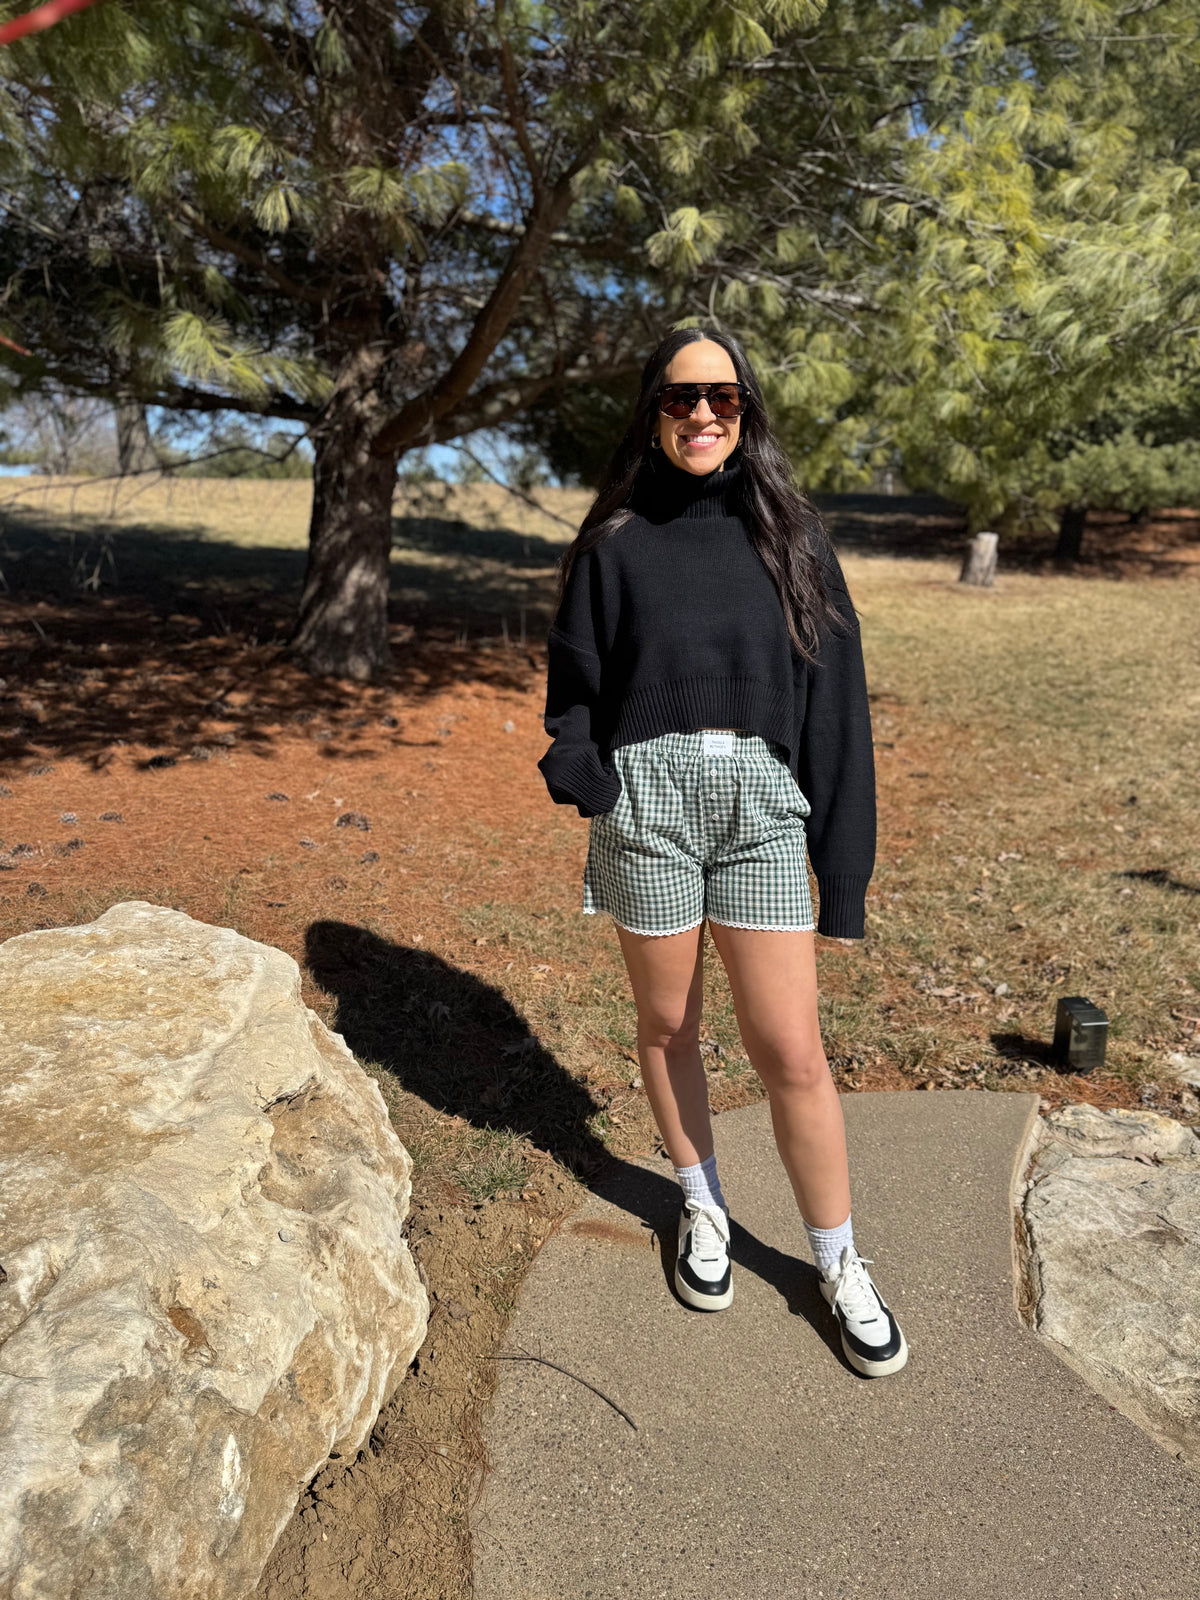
top-left (1, 481), bottom-right (1198, 1600)
top-left (0, 472), bottom-right (588, 547)
top-left (0, 473), bottom-right (587, 661)
top-left (847, 559), bottom-right (1200, 1101)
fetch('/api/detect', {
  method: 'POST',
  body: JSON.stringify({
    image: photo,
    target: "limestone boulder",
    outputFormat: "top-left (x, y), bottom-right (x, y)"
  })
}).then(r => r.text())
top-left (1020, 1103), bottom-right (1200, 1468)
top-left (0, 902), bottom-right (429, 1600)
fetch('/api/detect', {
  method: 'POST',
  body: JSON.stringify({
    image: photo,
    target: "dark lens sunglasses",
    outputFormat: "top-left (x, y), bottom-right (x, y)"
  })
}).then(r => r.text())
top-left (657, 381), bottom-right (747, 420)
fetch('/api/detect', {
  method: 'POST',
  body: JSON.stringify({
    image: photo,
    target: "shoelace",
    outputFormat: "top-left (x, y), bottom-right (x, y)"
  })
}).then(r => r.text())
top-left (830, 1252), bottom-right (881, 1325)
top-left (686, 1202), bottom-right (730, 1259)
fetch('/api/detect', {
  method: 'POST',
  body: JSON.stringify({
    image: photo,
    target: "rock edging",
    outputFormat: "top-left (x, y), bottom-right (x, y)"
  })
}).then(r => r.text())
top-left (0, 901), bottom-right (429, 1600)
top-left (1017, 1102), bottom-right (1200, 1472)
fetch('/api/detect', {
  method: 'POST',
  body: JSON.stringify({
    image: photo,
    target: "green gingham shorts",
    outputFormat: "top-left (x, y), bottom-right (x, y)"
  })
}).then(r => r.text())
top-left (582, 730), bottom-right (814, 937)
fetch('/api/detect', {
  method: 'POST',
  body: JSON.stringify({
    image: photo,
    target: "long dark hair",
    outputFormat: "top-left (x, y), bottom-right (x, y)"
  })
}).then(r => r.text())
top-left (555, 327), bottom-right (844, 660)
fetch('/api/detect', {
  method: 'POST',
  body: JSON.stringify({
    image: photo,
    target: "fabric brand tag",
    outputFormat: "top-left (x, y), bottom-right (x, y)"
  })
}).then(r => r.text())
top-left (702, 732), bottom-right (735, 755)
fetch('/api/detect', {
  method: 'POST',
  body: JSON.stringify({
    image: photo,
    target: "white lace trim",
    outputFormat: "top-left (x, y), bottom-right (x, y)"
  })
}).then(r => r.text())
top-left (584, 907), bottom-right (814, 936)
top-left (582, 907), bottom-right (704, 938)
top-left (707, 918), bottom-right (815, 933)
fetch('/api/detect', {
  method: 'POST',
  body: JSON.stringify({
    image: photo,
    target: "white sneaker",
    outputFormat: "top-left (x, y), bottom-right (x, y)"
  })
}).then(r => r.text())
top-left (675, 1200), bottom-right (733, 1311)
top-left (819, 1246), bottom-right (908, 1377)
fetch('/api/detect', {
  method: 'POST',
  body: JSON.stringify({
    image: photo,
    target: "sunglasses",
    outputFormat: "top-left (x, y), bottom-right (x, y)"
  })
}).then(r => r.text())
top-left (657, 381), bottom-right (747, 420)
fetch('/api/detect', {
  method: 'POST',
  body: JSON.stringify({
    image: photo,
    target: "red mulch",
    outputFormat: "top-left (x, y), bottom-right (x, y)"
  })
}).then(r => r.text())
top-left (1, 607), bottom-right (1150, 1119)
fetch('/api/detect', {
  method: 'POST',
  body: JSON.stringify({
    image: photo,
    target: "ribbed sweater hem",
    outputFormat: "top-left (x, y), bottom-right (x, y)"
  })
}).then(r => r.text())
top-left (611, 677), bottom-right (794, 758)
top-left (814, 874), bottom-right (871, 940)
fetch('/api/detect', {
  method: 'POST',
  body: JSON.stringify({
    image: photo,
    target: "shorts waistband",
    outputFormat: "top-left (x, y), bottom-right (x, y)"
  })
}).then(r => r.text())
top-left (613, 729), bottom-right (790, 762)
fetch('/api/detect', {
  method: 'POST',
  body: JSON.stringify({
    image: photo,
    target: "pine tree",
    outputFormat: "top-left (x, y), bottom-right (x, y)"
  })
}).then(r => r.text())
top-left (521, 2), bottom-right (1200, 532)
top-left (3, 1), bottom-right (1198, 673)
top-left (0, 0), bottom-right (836, 677)
top-left (863, 2), bottom-right (1200, 535)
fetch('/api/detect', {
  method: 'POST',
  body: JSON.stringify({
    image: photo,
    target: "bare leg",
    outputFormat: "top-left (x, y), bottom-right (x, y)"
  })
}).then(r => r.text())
top-left (613, 920), bottom-right (710, 1167)
top-left (706, 923), bottom-right (850, 1228)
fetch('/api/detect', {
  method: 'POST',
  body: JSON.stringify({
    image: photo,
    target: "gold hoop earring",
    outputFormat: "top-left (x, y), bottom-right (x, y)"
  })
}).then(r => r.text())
top-left (650, 434), bottom-right (662, 450)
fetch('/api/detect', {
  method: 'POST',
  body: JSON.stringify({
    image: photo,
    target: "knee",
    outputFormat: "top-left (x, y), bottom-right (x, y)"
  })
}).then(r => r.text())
top-left (766, 1048), bottom-right (831, 1099)
top-left (637, 1004), bottom-right (702, 1058)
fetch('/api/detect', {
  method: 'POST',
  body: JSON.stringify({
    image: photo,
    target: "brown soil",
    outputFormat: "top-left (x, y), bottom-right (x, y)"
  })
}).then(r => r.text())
top-left (0, 619), bottom-right (597, 1600)
top-left (3, 489), bottom-right (1195, 1599)
top-left (257, 1182), bottom-right (577, 1600)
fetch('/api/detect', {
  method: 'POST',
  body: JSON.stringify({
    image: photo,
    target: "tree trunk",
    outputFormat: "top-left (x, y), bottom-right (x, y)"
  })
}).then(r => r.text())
top-left (114, 400), bottom-right (155, 474)
top-left (959, 530), bottom-right (998, 586)
top-left (1055, 504), bottom-right (1087, 561)
top-left (289, 424), bottom-right (398, 680)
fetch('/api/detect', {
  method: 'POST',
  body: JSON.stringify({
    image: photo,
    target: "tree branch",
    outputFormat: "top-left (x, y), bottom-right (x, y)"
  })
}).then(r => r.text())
top-left (700, 263), bottom-right (874, 314)
top-left (22, 358), bottom-right (321, 422)
top-left (449, 438), bottom-right (579, 530)
top-left (487, 1348), bottom-right (637, 1431)
top-left (496, 0), bottom-right (544, 207)
top-left (373, 168), bottom-right (583, 454)
top-left (422, 357), bottom-right (642, 445)
top-left (455, 208), bottom-right (629, 258)
top-left (151, 382), bottom-right (320, 422)
top-left (169, 201), bottom-right (330, 306)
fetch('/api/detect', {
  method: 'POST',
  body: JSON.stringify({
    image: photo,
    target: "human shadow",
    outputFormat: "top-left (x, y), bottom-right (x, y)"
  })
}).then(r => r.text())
top-left (304, 918), bottom-right (612, 1179)
top-left (304, 919), bottom-right (840, 1352)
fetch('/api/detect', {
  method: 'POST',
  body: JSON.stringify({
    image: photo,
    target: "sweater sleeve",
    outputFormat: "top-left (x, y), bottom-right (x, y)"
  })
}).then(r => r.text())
top-left (795, 538), bottom-right (876, 939)
top-left (537, 548), bottom-right (623, 818)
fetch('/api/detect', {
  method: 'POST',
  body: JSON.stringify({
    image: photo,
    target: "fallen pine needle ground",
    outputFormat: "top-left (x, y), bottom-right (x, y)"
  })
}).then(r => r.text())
top-left (1, 479), bottom-right (1197, 1599)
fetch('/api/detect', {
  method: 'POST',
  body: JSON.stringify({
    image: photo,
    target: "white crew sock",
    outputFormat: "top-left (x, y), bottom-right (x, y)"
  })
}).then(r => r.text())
top-left (674, 1153), bottom-right (727, 1213)
top-left (804, 1212), bottom-right (855, 1275)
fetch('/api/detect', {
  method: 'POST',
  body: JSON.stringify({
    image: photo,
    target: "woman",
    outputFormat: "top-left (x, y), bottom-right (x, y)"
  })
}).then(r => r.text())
top-left (537, 328), bottom-right (906, 1378)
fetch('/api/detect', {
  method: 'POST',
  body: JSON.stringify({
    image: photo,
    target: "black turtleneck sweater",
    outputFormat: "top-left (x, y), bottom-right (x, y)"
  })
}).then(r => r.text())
top-left (537, 455), bottom-right (875, 938)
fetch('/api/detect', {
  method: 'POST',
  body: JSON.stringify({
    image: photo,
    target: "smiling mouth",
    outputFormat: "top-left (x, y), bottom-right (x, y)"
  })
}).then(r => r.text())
top-left (681, 433), bottom-right (724, 447)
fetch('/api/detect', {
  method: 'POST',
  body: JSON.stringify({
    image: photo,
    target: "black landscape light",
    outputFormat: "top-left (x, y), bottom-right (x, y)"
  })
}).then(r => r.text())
top-left (1052, 996), bottom-right (1109, 1073)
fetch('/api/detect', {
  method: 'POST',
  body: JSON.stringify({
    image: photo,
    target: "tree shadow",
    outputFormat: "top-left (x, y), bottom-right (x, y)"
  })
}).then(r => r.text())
top-left (11, 483), bottom-right (1187, 769)
top-left (304, 918), bottom-right (834, 1340)
top-left (0, 497), bottom-right (566, 614)
top-left (0, 507), bottom-right (565, 766)
top-left (820, 495), bottom-right (1200, 576)
top-left (817, 493), bottom-right (969, 562)
top-left (1119, 867), bottom-right (1200, 896)
top-left (392, 510), bottom-right (568, 570)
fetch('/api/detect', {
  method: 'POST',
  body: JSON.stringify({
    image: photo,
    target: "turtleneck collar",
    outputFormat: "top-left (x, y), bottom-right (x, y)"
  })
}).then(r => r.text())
top-left (637, 447), bottom-right (745, 524)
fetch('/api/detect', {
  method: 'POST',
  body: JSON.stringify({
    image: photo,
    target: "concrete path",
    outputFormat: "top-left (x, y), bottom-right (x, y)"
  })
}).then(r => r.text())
top-left (473, 1091), bottom-right (1200, 1600)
